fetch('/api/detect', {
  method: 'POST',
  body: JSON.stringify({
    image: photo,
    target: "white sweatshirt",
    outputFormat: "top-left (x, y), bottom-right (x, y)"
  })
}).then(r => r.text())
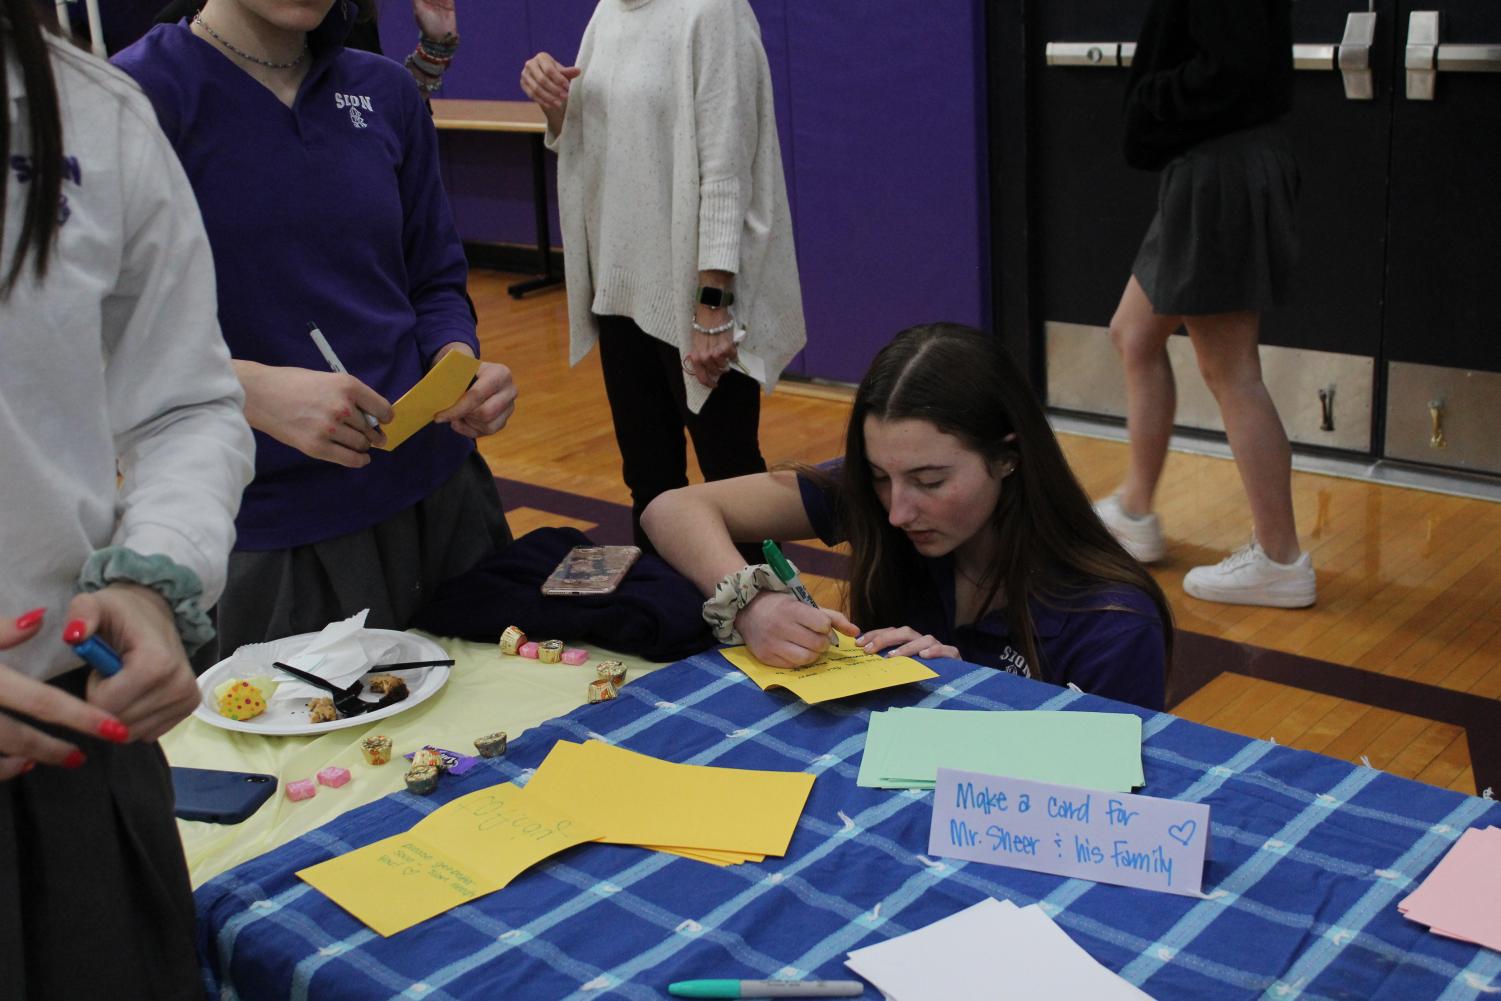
top-left (1, 31), bottom-right (254, 680)
top-left (549, 0), bottom-right (806, 413)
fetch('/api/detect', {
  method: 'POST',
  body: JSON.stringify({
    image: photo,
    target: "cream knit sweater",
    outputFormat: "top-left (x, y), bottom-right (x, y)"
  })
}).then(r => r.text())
top-left (548, 0), bottom-right (805, 413)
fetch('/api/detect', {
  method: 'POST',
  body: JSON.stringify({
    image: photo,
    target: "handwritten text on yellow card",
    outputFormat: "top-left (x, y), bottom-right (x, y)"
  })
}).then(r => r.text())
top-left (297, 782), bottom-right (594, 936)
top-left (720, 633), bottom-right (938, 704)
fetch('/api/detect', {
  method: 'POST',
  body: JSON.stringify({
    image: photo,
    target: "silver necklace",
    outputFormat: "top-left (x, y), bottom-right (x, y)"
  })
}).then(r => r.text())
top-left (193, 13), bottom-right (307, 70)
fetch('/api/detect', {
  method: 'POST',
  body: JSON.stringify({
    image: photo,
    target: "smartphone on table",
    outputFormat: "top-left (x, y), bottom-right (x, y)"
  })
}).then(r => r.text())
top-left (541, 545), bottom-right (642, 596)
top-left (171, 766), bottom-right (278, 824)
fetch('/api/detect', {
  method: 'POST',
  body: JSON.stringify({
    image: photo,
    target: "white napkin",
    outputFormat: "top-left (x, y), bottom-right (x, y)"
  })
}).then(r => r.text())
top-left (231, 611), bottom-right (402, 702)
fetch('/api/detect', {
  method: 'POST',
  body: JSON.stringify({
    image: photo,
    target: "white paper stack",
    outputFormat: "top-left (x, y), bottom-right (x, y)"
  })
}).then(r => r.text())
top-left (845, 898), bottom-right (1154, 1001)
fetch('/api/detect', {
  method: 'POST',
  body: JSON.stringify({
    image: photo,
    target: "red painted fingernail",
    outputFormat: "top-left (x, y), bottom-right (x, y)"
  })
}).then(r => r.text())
top-left (19, 761), bottom-right (35, 775)
top-left (98, 719), bottom-right (130, 743)
top-left (14, 607), bottom-right (45, 630)
top-left (62, 619), bottom-right (88, 644)
top-left (63, 750), bottom-right (86, 770)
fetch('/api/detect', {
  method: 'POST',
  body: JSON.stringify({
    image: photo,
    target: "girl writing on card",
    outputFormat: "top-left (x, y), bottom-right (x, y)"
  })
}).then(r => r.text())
top-left (644, 323), bottom-right (1172, 710)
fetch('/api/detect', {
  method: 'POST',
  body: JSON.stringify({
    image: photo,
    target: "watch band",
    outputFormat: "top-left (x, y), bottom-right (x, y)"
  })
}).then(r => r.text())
top-left (697, 285), bottom-right (735, 309)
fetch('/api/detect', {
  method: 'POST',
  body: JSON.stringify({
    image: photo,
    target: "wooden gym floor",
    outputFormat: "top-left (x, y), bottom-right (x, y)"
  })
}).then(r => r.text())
top-left (468, 269), bottom-right (1501, 798)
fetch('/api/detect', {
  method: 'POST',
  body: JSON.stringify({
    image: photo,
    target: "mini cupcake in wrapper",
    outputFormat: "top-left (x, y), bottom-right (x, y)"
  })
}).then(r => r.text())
top-left (498, 625), bottom-right (527, 656)
top-left (587, 678), bottom-right (617, 703)
top-left (404, 764), bottom-right (440, 795)
top-left (538, 639), bottom-right (564, 664)
top-left (474, 731), bottom-right (508, 758)
top-left (411, 747), bottom-right (446, 772)
top-left (596, 660), bottom-right (627, 690)
top-left (361, 734), bottom-right (393, 765)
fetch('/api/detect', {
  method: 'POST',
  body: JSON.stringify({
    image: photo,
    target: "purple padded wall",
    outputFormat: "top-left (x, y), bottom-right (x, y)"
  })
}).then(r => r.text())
top-left (784, 0), bottom-right (989, 383)
top-left (745, 0), bottom-right (804, 375)
top-left (376, 0), bottom-right (991, 385)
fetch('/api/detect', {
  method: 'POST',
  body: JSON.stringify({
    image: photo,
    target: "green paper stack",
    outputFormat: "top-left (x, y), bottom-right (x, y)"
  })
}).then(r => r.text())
top-left (857, 708), bottom-right (1145, 792)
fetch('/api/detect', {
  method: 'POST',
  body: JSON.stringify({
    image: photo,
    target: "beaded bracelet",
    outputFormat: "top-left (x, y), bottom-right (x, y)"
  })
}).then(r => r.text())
top-left (404, 54), bottom-right (445, 93)
top-left (418, 32), bottom-right (459, 59)
top-left (690, 316), bottom-right (738, 336)
top-left (409, 48), bottom-right (451, 76)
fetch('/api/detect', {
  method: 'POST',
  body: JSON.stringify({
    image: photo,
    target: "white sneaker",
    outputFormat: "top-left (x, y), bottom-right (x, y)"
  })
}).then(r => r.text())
top-left (1183, 542), bottom-right (1316, 608)
top-left (1093, 494), bottom-right (1166, 563)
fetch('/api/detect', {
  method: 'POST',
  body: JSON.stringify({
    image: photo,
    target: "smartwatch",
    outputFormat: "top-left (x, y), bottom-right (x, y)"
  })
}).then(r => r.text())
top-left (697, 285), bottom-right (736, 309)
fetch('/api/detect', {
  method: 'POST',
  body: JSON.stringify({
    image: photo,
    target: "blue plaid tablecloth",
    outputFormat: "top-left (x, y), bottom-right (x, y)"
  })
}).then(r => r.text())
top-left (196, 653), bottom-right (1501, 1000)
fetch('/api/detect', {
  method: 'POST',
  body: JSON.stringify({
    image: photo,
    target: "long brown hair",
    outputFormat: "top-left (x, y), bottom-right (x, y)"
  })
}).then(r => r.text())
top-left (839, 323), bottom-right (1173, 682)
top-left (0, 0), bottom-right (64, 296)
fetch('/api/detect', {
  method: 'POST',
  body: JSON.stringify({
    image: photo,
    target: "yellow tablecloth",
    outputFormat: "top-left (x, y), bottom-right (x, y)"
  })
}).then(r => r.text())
top-left (160, 633), bottom-right (666, 886)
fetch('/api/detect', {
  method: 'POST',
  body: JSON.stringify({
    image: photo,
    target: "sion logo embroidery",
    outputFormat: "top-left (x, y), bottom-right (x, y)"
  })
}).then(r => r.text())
top-left (335, 92), bottom-right (375, 129)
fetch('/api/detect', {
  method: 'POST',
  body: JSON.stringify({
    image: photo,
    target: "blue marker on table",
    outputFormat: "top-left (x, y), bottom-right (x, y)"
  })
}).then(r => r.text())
top-left (762, 539), bottom-right (840, 647)
top-left (668, 980), bottom-right (863, 998)
top-left (71, 634), bottom-right (123, 677)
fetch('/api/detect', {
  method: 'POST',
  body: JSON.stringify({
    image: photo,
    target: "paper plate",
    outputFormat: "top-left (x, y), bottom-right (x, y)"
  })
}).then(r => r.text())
top-left (193, 629), bottom-right (450, 735)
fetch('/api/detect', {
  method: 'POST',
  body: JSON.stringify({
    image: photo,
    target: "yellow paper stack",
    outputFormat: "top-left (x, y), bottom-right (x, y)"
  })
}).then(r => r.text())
top-left (525, 740), bottom-right (817, 866)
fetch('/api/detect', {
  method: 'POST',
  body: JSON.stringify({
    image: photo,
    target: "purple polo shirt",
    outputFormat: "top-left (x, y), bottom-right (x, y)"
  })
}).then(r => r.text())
top-left (797, 470), bottom-right (1167, 711)
top-left (114, 14), bottom-right (477, 551)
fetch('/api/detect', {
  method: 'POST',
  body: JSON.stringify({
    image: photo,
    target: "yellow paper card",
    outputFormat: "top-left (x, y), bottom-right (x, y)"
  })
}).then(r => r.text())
top-left (719, 633), bottom-right (938, 704)
top-left (525, 740), bottom-right (815, 858)
top-left (375, 349), bottom-right (481, 450)
top-left (297, 781), bottom-right (595, 936)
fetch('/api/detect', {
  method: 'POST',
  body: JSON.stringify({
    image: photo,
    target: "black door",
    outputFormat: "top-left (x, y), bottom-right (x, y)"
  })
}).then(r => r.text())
top-left (1025, 0), bottom-right (1396, 457)
top-left (1379, 1), bottom-right (1501, 475)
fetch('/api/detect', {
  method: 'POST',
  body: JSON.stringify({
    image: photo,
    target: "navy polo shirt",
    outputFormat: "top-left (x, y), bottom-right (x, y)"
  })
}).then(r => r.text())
top-left (115, 16), bottom-right (476, 550)
top-left (797, 470), bottom-right (1166, 711)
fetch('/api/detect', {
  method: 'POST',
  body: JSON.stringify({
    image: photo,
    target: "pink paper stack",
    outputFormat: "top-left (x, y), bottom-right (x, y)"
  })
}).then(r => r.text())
top-left (1398, 825), bottom-right (1501, 952)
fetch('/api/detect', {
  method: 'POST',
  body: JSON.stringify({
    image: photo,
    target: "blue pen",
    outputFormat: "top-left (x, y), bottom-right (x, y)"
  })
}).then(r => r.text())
top-left (71, 634), bottom-right (123, 677)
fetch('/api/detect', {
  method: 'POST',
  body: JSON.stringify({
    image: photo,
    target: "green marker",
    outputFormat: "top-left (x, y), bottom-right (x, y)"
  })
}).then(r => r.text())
top-left (762, 539), bottom-right (840, 646)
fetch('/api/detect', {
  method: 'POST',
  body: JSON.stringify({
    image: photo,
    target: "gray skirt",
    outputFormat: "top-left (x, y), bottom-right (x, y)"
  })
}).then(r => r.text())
top-left (201, 451), bottom-right (510, 667)
top-left (1132, 122), bottom-right (1300, 316)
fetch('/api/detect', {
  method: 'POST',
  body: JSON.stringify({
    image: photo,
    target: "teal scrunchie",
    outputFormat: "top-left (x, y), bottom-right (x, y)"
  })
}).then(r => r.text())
top-left (77, 546), bottom-right (215, 655)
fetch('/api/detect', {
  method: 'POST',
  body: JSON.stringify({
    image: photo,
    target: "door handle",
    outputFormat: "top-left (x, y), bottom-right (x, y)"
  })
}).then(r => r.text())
top-left (1428, 399), bottom-right (1447, 449)
top-left (1043, 42), bottom-right (1340, 70)
top-left (1338, 12), bottom-right (1378, 100)
top-left (1046, 15), bottom-right (1378, 102)
top-left (1406, 11), bottom-right (1501, 100)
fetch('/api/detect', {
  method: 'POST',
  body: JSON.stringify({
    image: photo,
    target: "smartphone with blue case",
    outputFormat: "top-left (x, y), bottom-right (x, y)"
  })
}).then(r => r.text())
top-left (171, 766), bottom-right (277, 824)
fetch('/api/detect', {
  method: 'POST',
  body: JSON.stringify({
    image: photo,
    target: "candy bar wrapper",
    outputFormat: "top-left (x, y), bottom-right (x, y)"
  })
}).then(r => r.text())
top-left (402, 745), bottom-right (481, 776)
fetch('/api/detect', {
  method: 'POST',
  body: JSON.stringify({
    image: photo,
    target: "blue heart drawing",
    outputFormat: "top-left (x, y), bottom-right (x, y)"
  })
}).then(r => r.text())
top-left (1168, 820), bottom-right (1198, 847)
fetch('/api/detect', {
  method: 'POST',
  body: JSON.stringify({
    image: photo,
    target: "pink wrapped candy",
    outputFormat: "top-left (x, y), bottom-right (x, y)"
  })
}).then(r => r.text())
top-left (285, 778), bottom-right (317, 802)
top-left (316, 766), bottom-right (351, 788)
top-left (518, 641), bottom-right (540, 659)
top-left (561, 647), bottom-right (589, 666)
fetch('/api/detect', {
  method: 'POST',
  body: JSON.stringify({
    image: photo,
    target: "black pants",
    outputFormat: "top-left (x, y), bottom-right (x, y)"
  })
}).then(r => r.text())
top-left (597, 314), bottom-right (766, 554)
top-left (0, 670), bottom-right (201, 1000)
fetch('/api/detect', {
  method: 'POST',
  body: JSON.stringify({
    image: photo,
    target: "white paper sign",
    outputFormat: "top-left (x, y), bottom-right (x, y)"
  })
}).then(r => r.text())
top-left (928, 767), bottom-right (1211, 897)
